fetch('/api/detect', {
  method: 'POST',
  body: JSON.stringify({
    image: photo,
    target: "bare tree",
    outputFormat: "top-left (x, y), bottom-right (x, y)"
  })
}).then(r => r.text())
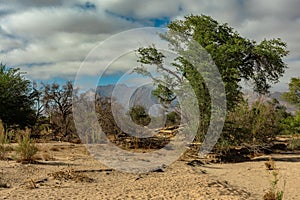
top-left (43, 81), bottom-right (76, 140)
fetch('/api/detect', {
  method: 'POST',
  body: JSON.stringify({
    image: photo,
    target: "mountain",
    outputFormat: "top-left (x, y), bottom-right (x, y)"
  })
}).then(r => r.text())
top-left (243, 90), bottom-right (296, 113)
top-left (96, 85), bottom-right (296, 114)
top-left (96, 84), bottom-right (159, 110)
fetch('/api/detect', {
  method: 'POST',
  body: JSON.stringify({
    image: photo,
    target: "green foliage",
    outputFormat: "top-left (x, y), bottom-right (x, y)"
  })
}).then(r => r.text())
top-left (165, 111), bottom-right (181, 126)
top-left (282, 77), bottom-right (300, 109)
top-left (280, 112), bottom-right (300, 135)
top-left (128, 105), bottom-right (151, 126)
top-left (0, 63), bottom-right (36, 132)
top-left (166, 14), bottom-right (288, 108)
top-left (134, 15), bottom-right (288, 142)
top-left (263, 170), bottom-right (285, 200)
top-left (16, 130), bottom-right (38, 162)
top-left (221, 98), bottom-right (287, 146)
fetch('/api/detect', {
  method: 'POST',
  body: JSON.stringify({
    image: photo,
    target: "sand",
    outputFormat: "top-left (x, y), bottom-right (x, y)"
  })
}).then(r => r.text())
top-left (0, 142), bottom-right (299, 200)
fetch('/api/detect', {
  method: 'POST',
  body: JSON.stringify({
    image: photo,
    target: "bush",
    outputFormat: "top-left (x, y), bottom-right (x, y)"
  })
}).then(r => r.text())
top-left (128, 105), bottom-right (151, 126)
top-left (165, 111), bottom-right (181, 127)
top-left (263, 165), bottom-right (285, 200)
top-left (220, 98), bottom-right (287, 148)
top-left (287, 138), bottom-right (300, 150)
top-left (16, 130), bottom-right (38, 163)
top-left (0, 133), bottom-right (9, 160)
top-left (280, 112), bottom-right (300, 135)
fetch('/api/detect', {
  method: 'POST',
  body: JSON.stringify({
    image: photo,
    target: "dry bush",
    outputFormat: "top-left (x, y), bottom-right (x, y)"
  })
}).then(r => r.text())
top-left (49, 168), bottom-right (94, 183)
top-left (265, 157), bottom-right (276, 170)
top-left (0, 133), bottom-right (11, 160)
top-left (221, 98), bottom-right (286, 149)
top-left (16, 129), bottom-right (38, 163)
top-left (287, 138), bottom-right (300, 150)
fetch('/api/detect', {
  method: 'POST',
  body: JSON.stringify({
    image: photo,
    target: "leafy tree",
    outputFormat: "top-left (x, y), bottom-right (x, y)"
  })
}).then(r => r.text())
top-left (0, 64), bottom-right (35, 133)
top-left (134, 15), bottom-right (289, 140)
top-left (281, 77), bottom-right (300, 134)
top-left (282, 77), bottom-right (300, 109)
top-left (128, 105), bottom-right (151, 126)
top-left (280, 113), bottom-right (300, 135)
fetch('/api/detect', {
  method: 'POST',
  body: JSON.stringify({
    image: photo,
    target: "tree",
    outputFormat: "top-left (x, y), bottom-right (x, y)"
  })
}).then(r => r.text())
top-left (281, 77), bottom-right (300, 134)
top-left (128, 105), bottom-right (151, 126)
top-left (134, 15), bottom-right (289, 140)
top-left (282, 77), bottom-right (300, 109)
top-left (43, 81), bottom-right (76, 140)
top-left (0, 63), bottom-right (35, 133)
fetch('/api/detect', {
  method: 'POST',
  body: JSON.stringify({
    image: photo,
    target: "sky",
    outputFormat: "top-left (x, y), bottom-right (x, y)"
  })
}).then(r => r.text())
top-left (0, 0), bottom-right (300, 91)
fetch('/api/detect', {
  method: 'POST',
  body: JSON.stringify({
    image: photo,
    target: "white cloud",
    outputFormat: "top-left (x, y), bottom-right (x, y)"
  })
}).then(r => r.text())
top-left (97, 0), bottom-right (181, 19)
top-left (0, 0), bottom-right (299, 92)
top-left (1, 32), bottom-right (108, 64)
top-left (1, 7), bottom-right (139, 39)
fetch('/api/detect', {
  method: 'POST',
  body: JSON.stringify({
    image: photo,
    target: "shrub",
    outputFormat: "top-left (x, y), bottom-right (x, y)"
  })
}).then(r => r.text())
top-left (0, 133), bottom-right (9, 160)
top-left (128, 105), bottom-right (151, 126)
top-left (221, 98), bottom-right (287, 148)
top-left (165, 111), bottom-right (181, 127)
top-left (280, 112), bottom-right (300, 135)
top-left (287, 138), bottom-right (300, 150)
top-left (263, 170), bottom-right (285, 200)
top-left (16, 129), bottom-right (38, 163)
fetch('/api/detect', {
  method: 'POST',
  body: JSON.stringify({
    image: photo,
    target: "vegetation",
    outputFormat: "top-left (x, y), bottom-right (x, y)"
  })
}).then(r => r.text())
top-left (0, 15), bottom-right (298, 162)
top-left (287, 138), bottom-right (300, 150)
top-left (280, 113), bottom-right (300, 135)
top-left (128, 105), bottom-right (151, 126)
top-left (16, 129), bottom-right (38, 163)
top-left (263, 158), bottom-right (285, 200)
top-left (134, 15), bottom-right (289, 142)
top-left (0, 133), bottom-right (8, 160)
top-left (221, 98), bottom-right (288, 147)
top-left (42, 81), bottom-right (77, 140)
top-left (0, 64), bottom-right (36, 134)
top-left (282, 77), bottom-right (300, 109)
top-left (280, 77), bottom-right (300, 135)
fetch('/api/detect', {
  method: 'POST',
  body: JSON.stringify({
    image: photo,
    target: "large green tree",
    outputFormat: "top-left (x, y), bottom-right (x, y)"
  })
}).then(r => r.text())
top-left (134, 15), bottom-right (289, 139)
top-left (0, 63), bottom-right (35, 133)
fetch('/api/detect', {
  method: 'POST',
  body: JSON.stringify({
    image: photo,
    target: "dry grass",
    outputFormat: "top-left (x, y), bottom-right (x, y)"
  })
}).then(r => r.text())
top-left (16, 129), bottom-right (38, 163)
top-left (265, 157), bottom-right (276, 170)
top-left (288, 138), bottom-right (300, 150)
top-left (48, 168), bottom-right (94, 183)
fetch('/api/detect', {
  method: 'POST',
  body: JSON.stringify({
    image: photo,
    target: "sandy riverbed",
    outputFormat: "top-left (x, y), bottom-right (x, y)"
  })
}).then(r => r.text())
top-left (0, 142), bottom-right (299, 200)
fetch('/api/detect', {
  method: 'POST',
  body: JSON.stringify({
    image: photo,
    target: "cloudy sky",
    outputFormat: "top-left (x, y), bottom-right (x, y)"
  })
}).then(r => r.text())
top-left (0, 0), bottom-right (299, 91)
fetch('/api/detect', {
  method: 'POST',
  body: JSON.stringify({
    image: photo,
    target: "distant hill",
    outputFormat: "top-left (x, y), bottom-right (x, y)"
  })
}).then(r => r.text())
top-left (96, 84), bottom-right (159, 110)
top-left (96, 85), bottom-right (297, 114)
top-left (243, 90), bottom-right (296, 114)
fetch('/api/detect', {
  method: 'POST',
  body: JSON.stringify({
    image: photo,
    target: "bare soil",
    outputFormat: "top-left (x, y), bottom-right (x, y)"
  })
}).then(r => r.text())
top-left (0, 142), bottom-right (299, 199)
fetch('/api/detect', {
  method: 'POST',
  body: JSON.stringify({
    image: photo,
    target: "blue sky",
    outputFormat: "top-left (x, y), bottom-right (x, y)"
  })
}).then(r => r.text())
top-left (0, 0), bottom-right (300, 91)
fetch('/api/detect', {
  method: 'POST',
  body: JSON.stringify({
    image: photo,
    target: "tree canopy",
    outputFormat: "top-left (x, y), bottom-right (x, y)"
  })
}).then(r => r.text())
top-left (134, 15), bottom-right (289, 140)
top-left (0, 64), bottom-right (35, 132)
top-left (282, 77), bottom-right (300, 110)
top-left (136, 15), bottom-right (289, 111)
top-left (43, 81), bottom-right (75, 138)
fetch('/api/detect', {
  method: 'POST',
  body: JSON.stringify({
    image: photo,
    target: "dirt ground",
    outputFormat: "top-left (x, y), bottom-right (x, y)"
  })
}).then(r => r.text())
top-left (0, 142), bottom-right (299, 200)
